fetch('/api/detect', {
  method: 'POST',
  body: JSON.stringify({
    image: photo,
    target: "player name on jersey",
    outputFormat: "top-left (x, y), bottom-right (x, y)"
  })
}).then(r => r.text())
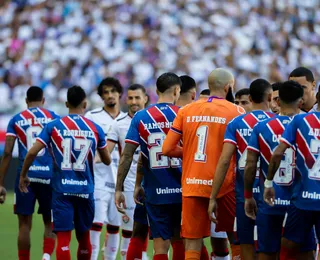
top-left (143, 121), bottom-right (172, 130)
top-left (16, 117), bottom-right (53, 126)
top-left (308, 128), bottom-right (320, 136)
top-left (57, 129), bottom-right (95, 138)
top-left (186, 115), bottom-right (226, 124)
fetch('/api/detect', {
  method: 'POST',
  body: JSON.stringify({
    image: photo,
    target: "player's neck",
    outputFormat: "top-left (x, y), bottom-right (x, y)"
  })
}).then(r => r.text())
top-left (68, 108), bottom-right (83, 115)
top-left (209, 90), bottom-right (225, 99)
top-left (103, 105), bottom-right (120, 118)
top-left (27, 102), bottom-right (42, 108)
top-left (176, 96), bottom-right (192, 107)
top-left (157, 95), bottom-right (175, 104)
top-left (279, 106), bottom-right (300, 117)
top-left (252, 102), bottom-right (270, 112)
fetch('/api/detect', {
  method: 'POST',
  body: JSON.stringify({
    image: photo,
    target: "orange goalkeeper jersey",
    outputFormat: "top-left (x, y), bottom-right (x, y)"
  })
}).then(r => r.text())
top-left (170, 96), bottom-right (245, 198)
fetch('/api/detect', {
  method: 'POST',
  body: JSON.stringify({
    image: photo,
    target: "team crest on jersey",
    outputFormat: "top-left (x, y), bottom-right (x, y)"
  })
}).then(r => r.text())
top-left (122, 215), bottom-right (130, 224)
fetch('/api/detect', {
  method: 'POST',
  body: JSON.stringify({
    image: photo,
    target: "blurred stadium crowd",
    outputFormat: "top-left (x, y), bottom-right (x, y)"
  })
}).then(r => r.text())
top-left (0, 0), bottom-right (320, 149)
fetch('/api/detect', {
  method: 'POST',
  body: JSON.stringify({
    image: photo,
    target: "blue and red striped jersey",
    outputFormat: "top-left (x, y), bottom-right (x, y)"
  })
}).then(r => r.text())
top-left (6, 107), bottom-right (59, 180)
top-left (248, 115), bottom-right (294, 215)
top-left (281, 112), bottom-right (320, 210)
top-left (224, 110), bottom-right (274, 202)
top-left (37, 114), bottom-right (107, 194)
top-left (125, 103), bottom-right (182, 205)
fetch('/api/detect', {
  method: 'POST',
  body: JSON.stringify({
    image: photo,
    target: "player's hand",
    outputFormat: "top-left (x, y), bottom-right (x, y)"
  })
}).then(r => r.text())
top-left (115, 191), bottom-right (127, 214)
top-left (19, 176), bottom-right (30, 193)
top-left (208, 198), bottom-right (218, 223)
top-left (133, 186), bottom-right (145, 206)
top-left (0, 186), bottom-right (7, 204)
top-left (264, 187), bottom-right (275, 207)
top-left (245, 197), bottom-right (257, 220)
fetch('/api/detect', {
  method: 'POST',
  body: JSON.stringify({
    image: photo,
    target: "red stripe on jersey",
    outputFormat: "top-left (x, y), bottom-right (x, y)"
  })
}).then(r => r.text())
top-left (242, 113), bottom-right (259, 129)
top-left (265, 112), bottom-right (275, 118)
top-left (267, 118), bottom-right (285, 135)
top-left (138, 121), bottom-right (151, 149)
top-left (296, 130), bottom-right (314, 169)
top-left (38, 108), bottom-right (53, 119)
top-left (235, 131), bottom-right (247, 154)
top-left (51, 127), bottom-right (64, 156)
top-left (169, 105), bottom-right (180, 115)
top-left (259, 135), bottom-right (272, 163)
top-left (80, 116), bottom-right (99, 144)
top-left (14, 124), bottom-right (27, 148)
top-left (21, 110), bottom-right (41, 127)
top-left (147, 106), bottom-right (170, 135)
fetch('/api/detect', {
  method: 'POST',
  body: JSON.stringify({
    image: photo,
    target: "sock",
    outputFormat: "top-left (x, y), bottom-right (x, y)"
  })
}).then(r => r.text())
top-left (171, 240), bottom-right (185, 260)
top-left (56, 231), bottom-right (72, 260)
top-left (153, 254), bottom-right (168, 260)
top-left (185, 250), bottom-right (201, 260)
top-left (211, 255), bottom-right (230, 260)
top-left (200, 245), bottom-right (209, 260)
top-left (18, 250), bottom-right (30, 260)
top-left (142, 251), bottom-right (149, 260)
top-left (42, 253), bottom-right (50, 260)
top-left (77, 230), bottom-right (92, 260)
top-left (143, 234), bottom-right (149, 251)
top-left (127, 237), bottom-right (144, 260)
top-left (104, 224), bottom-right (120, 260)
top-left (90, 223), bottom-right (103, 260)
top-left (230, 244), bottom-right (240, 260)
top-left (43, 237), bottom-right (55, 255)
top-left (120, 230), bottom-right (132, 259)
top-left (280, 246), bottom-right (297, 260)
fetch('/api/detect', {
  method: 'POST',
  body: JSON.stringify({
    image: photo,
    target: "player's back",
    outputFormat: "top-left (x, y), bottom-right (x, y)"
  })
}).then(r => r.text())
top-left (224, 110), bottom-right (274, 202)
top-left (6, 107), bottom-right (58, 180)
top-left (175, 97), bottom-right (245, 198)
top-left (125, 103), bottom-right (182, 205)
top-left (281, 112), bottom-right (320, 210)
top-left (38, 114), bottom-right (106, 195)
top-left (248, 115), bottom-right (294, 215)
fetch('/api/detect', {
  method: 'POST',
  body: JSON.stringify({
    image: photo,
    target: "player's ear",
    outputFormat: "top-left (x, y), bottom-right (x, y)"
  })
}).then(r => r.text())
top-left (25, 98), bottom-right (28, 105)
top-left (42, 97), bottom-right (45, 105)
top-left (191, 91), bottom-right (196, 101)
top-left (312, 81), bottom-right (316, 91)
top-left (65, 102), bottom-right (69, 108)
top-left (144, 94), bottom-right (148, 105)
top-left (83, 100), bottom-right (87, 110)
top-left (276, 98), bottom-right (280, 106)
top-left (267, 92), bottom-right (272, 103)
top-left (298, 98), bottom-right (303, 108)
top-left (249, 95), bottom-right (253, 103)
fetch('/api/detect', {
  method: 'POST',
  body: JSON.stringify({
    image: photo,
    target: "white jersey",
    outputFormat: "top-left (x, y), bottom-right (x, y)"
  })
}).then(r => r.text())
top-left (85, 107), bottom-right (126, 192)
top-left (108, 113), bottom-right (140, 191)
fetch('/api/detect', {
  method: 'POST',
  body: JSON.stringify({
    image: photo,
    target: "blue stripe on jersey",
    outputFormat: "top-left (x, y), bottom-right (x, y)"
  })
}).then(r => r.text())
top-left (281, 112), bottom-right (320, 210)
top-left (6, 107), bottom-right (59, 179)
top-left (37, 114), bottom-right (106, 194)
top-left (224, 110), bottom-right (274, 202)
top-left (125, 103), bottom-right (182, 205)
top-left (248, 115), bottom-right (293, 215)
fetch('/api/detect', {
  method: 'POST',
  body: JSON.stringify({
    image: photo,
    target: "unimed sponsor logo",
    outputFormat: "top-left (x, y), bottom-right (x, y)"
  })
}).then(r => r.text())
top-left (29, 165), bottom-right (50, 171)
top-left (302, 191), bottom-right (320, 200)
top-left (156, 187), bottom-right (182, 194)
top-left (186, 178), bottom-right (213, 186)
top-left (29, 177), bottom-right (50, 184)
top-left (274, 198), bottom-right (290, 206)
top-left (61, 179), bottom-right (88, 186)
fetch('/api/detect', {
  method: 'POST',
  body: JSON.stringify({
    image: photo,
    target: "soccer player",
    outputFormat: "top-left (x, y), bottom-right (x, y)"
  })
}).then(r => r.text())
top-left (163, 68), bottom-right (245, 260)
top-left (85, 77), bottom-right (126, 260)
top-left (176, 75), bottom-right (197, 107)
top-left (115, 73), bottom-right (183, 260)
top-left (235, 88), bottom-right (252, 112)
top-left (271, 83), bottom-right (281, 114)
top-left (289, 67), bottom-right (317, 112)
top-left (263, 86), bottom-right (320, 259)
top-left (208, 79), bottom-right (274, 260)
top-left (199, 89), bottom-right (210, 99)
top-left (0, 86), bottom-right (58, 260)
top-left (19, 86), bottom-right (111, 260)
top-left (107, 84), bottom-right (148, 260)
top-left (244, 81), bottom-right (315, 259)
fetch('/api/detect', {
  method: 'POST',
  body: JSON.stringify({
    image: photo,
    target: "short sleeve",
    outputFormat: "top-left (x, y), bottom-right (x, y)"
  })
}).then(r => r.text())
top-left (281, 115), bottom-right (299, 147)
top-left (37, 124), bottom-right (52, 147)
top-left (247, 123), bottom-right (260, 153)
top-left (125, 113), bottom-right (140, 145)
top-left (96, 124), bottom-right (107, 149)
top-left (6, 117), bottom-right (16, 137)
top-left (108, 122), bottom-right (119, 143)
top-left (223, 118), bottom-right (237, 146)
top-left (171, 108), bottom-right (184, 135)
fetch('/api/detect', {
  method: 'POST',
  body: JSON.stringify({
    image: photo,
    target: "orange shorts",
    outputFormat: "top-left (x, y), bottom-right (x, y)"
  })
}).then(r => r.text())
top-left (181, 191), bottom-right (236, 239)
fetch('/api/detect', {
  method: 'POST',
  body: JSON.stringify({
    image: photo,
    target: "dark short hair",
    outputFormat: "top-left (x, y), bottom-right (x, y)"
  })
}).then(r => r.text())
top-left (156, 72), bottom-right (181, 93)
top-left (128, 84), bottom-right (146, 94)
top-left (235, 88), bottom-right (250, 98)
top-left (98, 77), bottom-right (123, 96)
top-left (67, 86), bottom-right (86, 108)
top-left (200, 89), bottom-right (210, 96)
top-left (249, 79), bottom-right (272, 103)
top-left (289, 67), bottom-right (314, 83)
top-left (279, 80), bottom-right (304, 104)
top-left (179, 75), bottom-right (196, 94)
top-left (272, 82), bottom-right (282, 91)
top-left (26, 86), bottom-right (43, 102)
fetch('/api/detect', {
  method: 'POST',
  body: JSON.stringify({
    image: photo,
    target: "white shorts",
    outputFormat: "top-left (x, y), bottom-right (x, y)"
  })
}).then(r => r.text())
top-left (120, 191), bottom-right (136, 231)
top-left (93, 190), bottom-right (121, 226)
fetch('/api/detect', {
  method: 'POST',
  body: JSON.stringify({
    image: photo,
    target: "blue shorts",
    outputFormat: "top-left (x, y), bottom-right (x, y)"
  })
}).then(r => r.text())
top-left (134, 203), bottom-right (148, 226)
top-left (14, 181), bottom-right (52, 216)
top-left (52, 192), bottom-right (94, 233)
top-left (236, 202), bottom-right (255, 244)
top-left (145, 202), bottom-right (181, 240)
top-left (283, 205), bottom-right (317, 251)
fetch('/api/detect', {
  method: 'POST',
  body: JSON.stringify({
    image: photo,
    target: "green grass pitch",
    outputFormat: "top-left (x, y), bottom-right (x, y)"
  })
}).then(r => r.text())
top-left (0, 192), bottom-right (211, 259)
